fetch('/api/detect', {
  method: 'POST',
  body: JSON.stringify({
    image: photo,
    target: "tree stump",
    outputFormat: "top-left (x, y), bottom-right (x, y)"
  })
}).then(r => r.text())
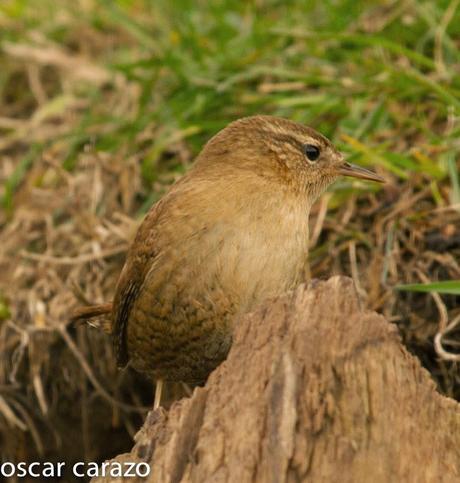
top-left (93, 276), bottom-right (460, 483)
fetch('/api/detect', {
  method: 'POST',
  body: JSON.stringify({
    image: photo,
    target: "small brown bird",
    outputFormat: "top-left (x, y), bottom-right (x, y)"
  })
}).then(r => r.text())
top-left (72, 116), bottom-right (383, 406)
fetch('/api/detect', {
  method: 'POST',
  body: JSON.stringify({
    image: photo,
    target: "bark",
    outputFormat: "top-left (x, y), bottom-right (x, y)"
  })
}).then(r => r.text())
top-left (93, 276), bottom-right (460, 483)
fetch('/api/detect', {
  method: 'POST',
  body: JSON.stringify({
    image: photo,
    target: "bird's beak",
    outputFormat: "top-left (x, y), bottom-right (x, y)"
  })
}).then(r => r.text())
top-left (338, 162), bottom-right (385, 183)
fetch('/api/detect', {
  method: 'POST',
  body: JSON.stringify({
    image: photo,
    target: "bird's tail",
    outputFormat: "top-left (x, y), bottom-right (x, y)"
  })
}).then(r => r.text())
top-left (70, 303), bottom-right (113, 334)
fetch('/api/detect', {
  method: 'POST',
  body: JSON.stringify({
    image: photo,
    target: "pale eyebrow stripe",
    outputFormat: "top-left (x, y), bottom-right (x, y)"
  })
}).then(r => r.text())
top-left (272, 133), bottom-right (305, 151)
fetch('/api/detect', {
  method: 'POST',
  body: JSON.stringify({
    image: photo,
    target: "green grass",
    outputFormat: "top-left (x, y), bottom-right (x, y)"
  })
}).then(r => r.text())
top-left (1, 0), bottom-right (459, 213)
top-left (395, 281), bottom-right (460, 295)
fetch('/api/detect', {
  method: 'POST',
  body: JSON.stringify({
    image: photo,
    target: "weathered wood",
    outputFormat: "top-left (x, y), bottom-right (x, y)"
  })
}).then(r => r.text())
top-left (93, 276), bottom-right (460, 483)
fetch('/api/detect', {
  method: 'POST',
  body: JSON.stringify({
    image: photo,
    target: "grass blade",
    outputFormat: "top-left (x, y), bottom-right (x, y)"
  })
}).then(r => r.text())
top-left (395, 281), bottom-right (460, 295)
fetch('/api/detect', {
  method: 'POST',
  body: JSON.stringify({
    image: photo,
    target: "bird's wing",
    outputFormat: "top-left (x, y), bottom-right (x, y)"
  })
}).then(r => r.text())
top-left (111, 200), bottom-right (164, 367)
top-left (112, 174), bottom-right (199, 366)
top-left (112, 274), bottom-right (140, 366)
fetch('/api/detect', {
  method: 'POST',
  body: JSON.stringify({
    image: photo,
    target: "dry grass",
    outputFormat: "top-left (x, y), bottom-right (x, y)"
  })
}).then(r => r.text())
top-left (0, 151), bottom-right (151, 463)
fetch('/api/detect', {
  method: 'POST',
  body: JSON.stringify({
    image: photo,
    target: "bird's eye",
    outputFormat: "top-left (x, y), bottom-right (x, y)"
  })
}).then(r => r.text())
top-left (303, 144), bottom-right (320, 162)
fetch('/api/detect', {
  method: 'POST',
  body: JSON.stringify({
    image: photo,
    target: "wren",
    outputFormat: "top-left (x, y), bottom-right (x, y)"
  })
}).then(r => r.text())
top-left (71, 116), bottom-right (383, 406)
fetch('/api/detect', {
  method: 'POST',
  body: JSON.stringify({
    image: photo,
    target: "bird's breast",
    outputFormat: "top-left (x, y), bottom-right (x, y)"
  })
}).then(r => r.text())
top-left (202, 194), bottom-right (311, 313)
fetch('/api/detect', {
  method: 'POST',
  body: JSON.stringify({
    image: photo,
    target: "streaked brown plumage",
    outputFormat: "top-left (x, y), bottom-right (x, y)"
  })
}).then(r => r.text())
top-left (71, 115), bottom-right (383, 385)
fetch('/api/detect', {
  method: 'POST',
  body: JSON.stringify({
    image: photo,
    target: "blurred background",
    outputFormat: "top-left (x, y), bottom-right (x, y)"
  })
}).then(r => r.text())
top-left (0, 0), bottom-right (459, 477)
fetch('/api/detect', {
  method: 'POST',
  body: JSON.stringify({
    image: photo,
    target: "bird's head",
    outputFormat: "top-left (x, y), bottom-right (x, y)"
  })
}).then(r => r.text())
top-left (195, 115), bottom-right (383, 203)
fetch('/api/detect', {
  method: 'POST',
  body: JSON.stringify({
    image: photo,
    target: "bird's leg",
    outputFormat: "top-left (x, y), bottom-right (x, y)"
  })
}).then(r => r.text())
top-left (154, 379), bottom-right (163, 409)
top-left (181, 382), bottom-right (192, 397)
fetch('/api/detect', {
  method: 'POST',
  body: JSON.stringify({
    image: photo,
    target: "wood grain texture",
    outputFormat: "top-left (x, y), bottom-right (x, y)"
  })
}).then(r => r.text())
top-left (93, 276), bottom-right (460, 483)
